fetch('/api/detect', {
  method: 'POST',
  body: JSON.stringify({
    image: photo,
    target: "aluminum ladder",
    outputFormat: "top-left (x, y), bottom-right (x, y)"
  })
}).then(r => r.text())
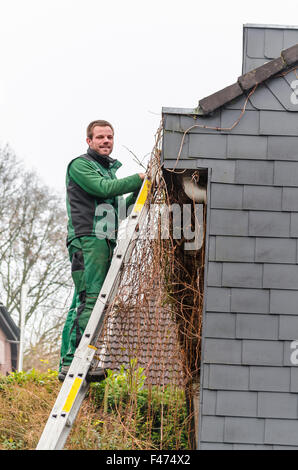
top-left (36, 176), bottom-right (152, 450)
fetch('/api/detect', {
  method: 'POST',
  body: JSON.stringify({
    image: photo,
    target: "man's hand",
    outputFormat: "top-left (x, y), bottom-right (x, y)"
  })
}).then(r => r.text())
top-left (138, 173), bottom-right (146, 180)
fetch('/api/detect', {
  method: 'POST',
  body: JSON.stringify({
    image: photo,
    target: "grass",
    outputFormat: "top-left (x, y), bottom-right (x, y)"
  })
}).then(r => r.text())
top-left (0, 364), bottom-right (191, 450)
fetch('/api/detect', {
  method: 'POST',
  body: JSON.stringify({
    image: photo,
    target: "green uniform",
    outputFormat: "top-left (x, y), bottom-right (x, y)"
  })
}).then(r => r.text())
top-left (59, 147), bottom-right (143, 370)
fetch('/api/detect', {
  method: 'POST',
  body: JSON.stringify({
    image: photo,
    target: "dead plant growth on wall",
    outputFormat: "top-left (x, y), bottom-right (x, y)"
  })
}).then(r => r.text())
top-left (94, 124), bottom-right (206, 448)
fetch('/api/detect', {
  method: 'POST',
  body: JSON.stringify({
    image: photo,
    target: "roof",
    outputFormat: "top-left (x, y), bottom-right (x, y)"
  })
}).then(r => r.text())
top-left (198, 43), bottom-right (298, 115)
top-left (0, 301), bottom-right (20, 341)
top-left (97, 290), bottom-right (185, 386)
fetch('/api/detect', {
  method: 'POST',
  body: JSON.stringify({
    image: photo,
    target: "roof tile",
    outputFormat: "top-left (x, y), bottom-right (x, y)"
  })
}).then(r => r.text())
top-left (238, 57), bottom-right (286, 91)
top-left (199, 83), bottom-right (243, 115)
top-left (95, 297), bottom-right (185, 386)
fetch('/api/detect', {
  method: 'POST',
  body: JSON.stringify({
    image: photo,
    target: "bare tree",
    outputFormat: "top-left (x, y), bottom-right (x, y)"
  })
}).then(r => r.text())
top-left (0, 145), bottom-right (71, 370)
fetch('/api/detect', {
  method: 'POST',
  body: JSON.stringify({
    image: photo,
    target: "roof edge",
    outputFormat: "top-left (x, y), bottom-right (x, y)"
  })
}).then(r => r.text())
top-left (162, 107), bottom-right (201, 115)
top-left (0, 304), bottom-right (20, 341)
top-left (244, 23), bottom-right (298, 30)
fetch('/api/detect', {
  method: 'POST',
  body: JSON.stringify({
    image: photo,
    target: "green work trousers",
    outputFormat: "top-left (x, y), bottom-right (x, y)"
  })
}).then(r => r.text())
top-left (59, 236), bottom-right (115, 370)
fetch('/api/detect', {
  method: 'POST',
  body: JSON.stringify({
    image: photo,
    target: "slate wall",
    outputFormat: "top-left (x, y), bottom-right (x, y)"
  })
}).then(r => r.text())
top-left (243, 23), bottom-right (298, 73)
top-left (161, 24), bottom-right (298, 449)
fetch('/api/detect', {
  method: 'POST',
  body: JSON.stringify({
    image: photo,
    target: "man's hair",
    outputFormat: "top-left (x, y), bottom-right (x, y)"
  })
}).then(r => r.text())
top-left (87, 120), bottom-right (114, 139)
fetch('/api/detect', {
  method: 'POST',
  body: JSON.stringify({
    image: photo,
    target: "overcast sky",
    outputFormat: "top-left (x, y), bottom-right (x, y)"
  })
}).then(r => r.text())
top-left (1, 0), bottom-right (297, 196)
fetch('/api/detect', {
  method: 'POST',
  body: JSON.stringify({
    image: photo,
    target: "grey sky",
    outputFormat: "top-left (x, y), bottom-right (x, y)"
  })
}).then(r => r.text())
top-left (0, 0), bottom-right (297, 195)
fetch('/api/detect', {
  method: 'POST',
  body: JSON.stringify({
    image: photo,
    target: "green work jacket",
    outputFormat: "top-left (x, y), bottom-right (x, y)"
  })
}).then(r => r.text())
top-left (66, 147), bottom-right (143, 245)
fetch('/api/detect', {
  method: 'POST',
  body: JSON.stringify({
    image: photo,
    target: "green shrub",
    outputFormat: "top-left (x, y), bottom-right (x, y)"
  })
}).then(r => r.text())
top-left (89, 359), bottom-right (189, 449)
top-left (0, 362), bottom-right (191, 450)
top-left (0, 368), bottom-right (58, 392)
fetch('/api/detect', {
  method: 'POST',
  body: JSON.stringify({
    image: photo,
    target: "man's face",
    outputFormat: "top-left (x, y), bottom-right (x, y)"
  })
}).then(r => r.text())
top-left (87, 125), bottom-right (114, 156)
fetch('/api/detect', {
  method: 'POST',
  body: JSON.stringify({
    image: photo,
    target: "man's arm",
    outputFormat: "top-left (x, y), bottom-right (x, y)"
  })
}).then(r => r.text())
top-left (69, 158), bottom-right (143, 198)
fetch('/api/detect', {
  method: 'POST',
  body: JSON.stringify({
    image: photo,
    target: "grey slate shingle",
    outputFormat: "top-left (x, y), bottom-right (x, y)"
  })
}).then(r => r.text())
top-left (263, 264), bottom-right (298, 289)
top-left (249, 82), bottom-right (284, 111)
top-left (207, 262), bottom-right (222, 287)
top-left (224, 417), bottom-right (265, 444)
top-left (274, 161), bottom-right (298, 187)
top-left (246, 28), bottom-right (264, 58)
top-left (180, 114), bottom-right (221, 133)
top-left (265, 419), bottom-right (298, 446)
top-left (189, 134), bottom-right (227, 158)
top-left (265, 29), bottom-right (284, 59)
top-left (255, 237), bottom-right (296, 263)
top-left (279, 316), bottom-right (298, 339)
top-left (222, 262), bottom-right (263, 288)
top-left (210, 209), bottom-right (248, 236)
top-left (231, 288), bottom-right (269, 313)
top-left (216, 391), bottom-right (257, 417)
top-left (242, 340), bottom-right (284, 366)
top-left (227, 135), bottom-right (267, 159)
top-left (243, 186), bottom-right (282, 211)
top-left (235, 160), bottom-right (274, 185)
top-left (204, 313), bottom-right (236, 339)
top-left (206, 287), bottom-right (231, 312)
top-left (291, 213), bottom-right (298, 236)
top-left (236, 314), bottom-right (278, 340)
top-left (249, 366), bottom-right (290, 392)
top-left (270, 289), bottom-right (298, 315)
top-left (282, 188), bottom-right (298, 211)
top-left (203, 338), bottom-right (242, 364)
top-left (202, 364), bottom-right (210, 389)
top-left (248, 211), bottom-right (290, 237)
top-left (208, 236), bottom-right (216, 261)
top-left (208, 364), bottom-right (250, 390)
top-left (258, 392), bottom-right (298, 419)
top-left (220, 109), bottom-right (259, 135)
top-left (211, 183), bottom-right (243, 209)
top-left (200, 416), bottom-right (225, 443)
top-left (268, 136), bottom-right (298, 161)
top-left (162, 131), bottom-right (189, 158)
top-left (290, 368), bottom-right (298, 392)
top-left (202, 390), bottom-right (217, 415)
top-left (260, 111), bottom-right (298, 136)
top-left (215, 236), bottom-right (255, 262)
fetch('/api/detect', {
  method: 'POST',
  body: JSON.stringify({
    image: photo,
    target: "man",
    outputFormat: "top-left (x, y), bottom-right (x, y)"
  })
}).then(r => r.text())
top-left (58, 120), bottom-right (145, 381)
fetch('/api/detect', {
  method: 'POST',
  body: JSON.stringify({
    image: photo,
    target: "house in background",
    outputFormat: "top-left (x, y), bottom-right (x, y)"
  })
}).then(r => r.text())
top-left (161, 23), bottom-right (298, 449)
top-left (0, 301), bottom-right (20, 375)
